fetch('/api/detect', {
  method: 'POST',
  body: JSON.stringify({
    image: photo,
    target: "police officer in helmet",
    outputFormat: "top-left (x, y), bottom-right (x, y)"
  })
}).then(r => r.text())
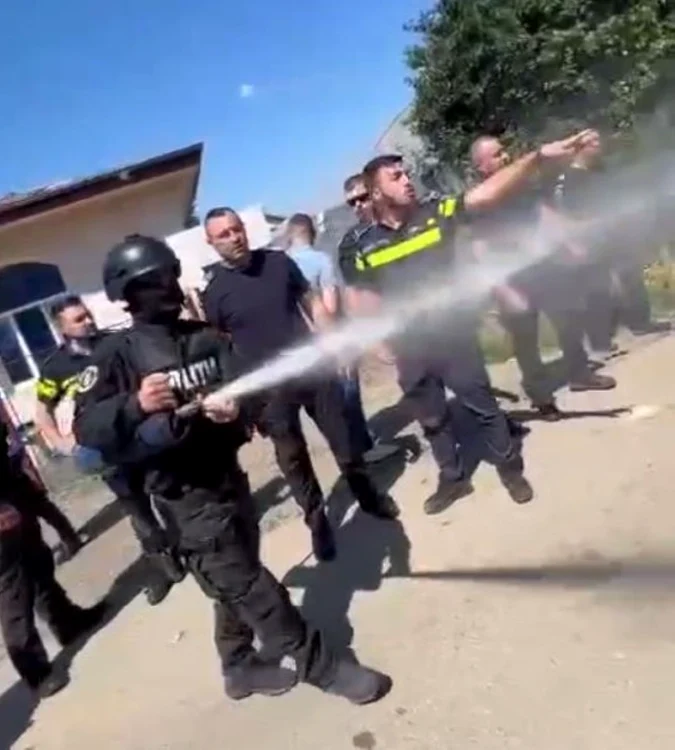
top-left (73, 234), bottom-right (391, 703)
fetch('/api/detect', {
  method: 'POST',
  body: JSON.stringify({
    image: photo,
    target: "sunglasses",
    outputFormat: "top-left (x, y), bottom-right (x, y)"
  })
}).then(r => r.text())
top-left (346, 193), bottom-right (370, 208)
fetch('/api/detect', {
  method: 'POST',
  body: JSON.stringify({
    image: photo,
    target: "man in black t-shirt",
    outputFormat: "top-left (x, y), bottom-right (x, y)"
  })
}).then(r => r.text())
top-left (202, 207), bottom-right (399, 564)
top-left (470, 136), bottom-right (615, 419)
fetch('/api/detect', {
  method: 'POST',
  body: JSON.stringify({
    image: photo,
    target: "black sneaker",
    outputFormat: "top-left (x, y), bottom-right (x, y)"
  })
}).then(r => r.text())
top-left (309, 511), bottom-right (337, 562)
top-left (34, 670), bottom-right (69, 700)
top-left (320, 659), bottom-right (392, 705)
top-left (535, 403), bottom-right (563, 422)
top-left (58, 600), bottom-right (108, 646)
top-left (569, 373), bottom-right (616, 392)
top-left (499, 471), bottom-right (534, 504)
top-left (358, 492), bottom-right (400, 520)
top-left (423, 478), bottom-right (474, 515)
top-left (224, 661), bottom-right (298, 700)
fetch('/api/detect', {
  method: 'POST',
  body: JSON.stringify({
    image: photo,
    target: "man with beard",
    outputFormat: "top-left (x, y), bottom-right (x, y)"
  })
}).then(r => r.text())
top-left (340, 131), bottom-right (601, 515)
top-left (36, 296), bottom-right (183, 605)
top-left (202, 208), bottom-right (399, 564)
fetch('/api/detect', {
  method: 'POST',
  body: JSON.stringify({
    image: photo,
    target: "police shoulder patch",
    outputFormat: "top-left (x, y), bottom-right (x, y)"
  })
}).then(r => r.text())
top-left (77, 365), bottom-right (99, 393)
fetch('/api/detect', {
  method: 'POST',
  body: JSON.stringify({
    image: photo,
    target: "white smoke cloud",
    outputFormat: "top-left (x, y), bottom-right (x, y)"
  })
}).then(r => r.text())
top-left (238, 84), bottom-right (255, 99)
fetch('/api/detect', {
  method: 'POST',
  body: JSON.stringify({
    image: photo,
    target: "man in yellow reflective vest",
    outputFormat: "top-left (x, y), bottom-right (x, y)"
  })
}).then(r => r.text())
top-left (340, 130), bottom-right (599, 515)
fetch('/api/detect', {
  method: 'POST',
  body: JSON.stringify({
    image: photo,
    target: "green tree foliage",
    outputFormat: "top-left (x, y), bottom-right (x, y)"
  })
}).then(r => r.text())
top-left (406, 0), bottom-right (675, 169)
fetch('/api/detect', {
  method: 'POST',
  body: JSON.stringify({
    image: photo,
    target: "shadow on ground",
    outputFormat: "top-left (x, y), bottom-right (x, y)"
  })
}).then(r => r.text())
top-left (395, 555), bottom-right (675, 591)
top-left (0, 555), bottom-right (151, 748)
top-left (506, 406), bottom-right (631, 423)
top-left (282, 433), bottom-right (420, 649)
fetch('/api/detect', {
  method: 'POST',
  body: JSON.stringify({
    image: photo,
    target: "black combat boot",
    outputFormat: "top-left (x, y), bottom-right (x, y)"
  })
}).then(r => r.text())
top-left (423, 477), bottom-right (474, 515)
top-left (317, 659), bottom-right (392, 705)
top-left (144, 574), bottom-right (173, 606)
top-left (308, 509), bottom-right (337, 562)
top-left (224, 658), bottom-right (298, 700)
top-left (57, 600), bottom-right (108, 647)
top-left (498, 469), bottom-right (534, 505)
top-left (34, 669), bottom-right (70, 700)
top-left (154, 548), bottom-right (186, 583)
top-left (346, 471), bottom-right (400, 520)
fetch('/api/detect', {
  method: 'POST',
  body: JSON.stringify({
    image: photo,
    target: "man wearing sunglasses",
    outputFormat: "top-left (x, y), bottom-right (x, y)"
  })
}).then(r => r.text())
top-left (340, 131), bottom-right (601, 516)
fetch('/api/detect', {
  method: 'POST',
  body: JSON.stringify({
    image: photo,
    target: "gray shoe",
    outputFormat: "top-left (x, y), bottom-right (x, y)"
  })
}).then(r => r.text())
top-left (321, 659), bottom-right (392, 705)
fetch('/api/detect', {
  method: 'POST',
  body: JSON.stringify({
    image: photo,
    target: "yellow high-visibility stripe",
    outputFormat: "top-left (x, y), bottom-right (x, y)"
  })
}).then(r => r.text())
top-left (355, 226), bottom-right (442, 270)
top-left (439, 197), bottom-right (457, 217)
top-left (36, 379), bottom-right (58, 399)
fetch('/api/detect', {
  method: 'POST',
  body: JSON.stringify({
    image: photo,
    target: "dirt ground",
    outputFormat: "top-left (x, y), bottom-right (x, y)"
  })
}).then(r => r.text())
top-left (3, 330), bottom-right (675, 749)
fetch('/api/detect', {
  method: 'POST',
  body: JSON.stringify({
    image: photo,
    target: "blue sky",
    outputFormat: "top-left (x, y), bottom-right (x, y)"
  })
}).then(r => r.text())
top-left (0, 0), bottom-right (431, 215)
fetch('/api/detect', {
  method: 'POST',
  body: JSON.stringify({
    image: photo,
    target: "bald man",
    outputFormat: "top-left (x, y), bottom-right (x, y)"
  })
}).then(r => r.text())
top-left (469, 136), bottom-right (615, 419)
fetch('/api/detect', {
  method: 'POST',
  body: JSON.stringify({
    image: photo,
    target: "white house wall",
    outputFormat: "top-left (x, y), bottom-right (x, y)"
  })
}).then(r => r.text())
top-left (0, 184), bottom-right (277, 423)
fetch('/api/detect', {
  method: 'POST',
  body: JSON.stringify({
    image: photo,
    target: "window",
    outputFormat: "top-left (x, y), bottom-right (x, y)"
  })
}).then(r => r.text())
top-left (0, 263), bottom-right (66, 386)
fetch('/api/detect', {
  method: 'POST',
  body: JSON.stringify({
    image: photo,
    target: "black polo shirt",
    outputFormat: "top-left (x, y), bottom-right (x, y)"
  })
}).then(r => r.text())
top-left (340, 196), bottom-right (465, 297)
top-left (202, 249), bottom-right (311, 369)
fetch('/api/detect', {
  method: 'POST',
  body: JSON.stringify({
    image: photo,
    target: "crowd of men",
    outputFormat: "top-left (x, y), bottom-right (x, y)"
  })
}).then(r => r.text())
top-left (0, 127), bottom-right (668, 707)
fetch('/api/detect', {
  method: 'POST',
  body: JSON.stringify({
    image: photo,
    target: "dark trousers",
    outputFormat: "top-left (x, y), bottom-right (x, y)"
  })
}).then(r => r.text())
top-left (584, 267), bottom-right (617, 352)
top-left (0, 519), bottom-right (81, 687)
top-left (396, 333), bottom-right (523, 483)
top-left (500, 267), bottom-right (591, 405)
top-left (255, 377), bottom-right (372, 523)
top-left (156, 479), bottom-right (337, 684)
top-left (340, 369), bottom-right (374, 456)
top-left (12, 471), bottom-right (80, 550)
top-left (616, 265), bottom-right (653, 332)
top-left (102, 469), bottom-right (171, 561)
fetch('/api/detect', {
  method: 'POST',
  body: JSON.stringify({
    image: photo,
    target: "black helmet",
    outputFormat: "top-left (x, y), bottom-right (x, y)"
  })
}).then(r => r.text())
top-left (103, 234), bottom-right (181, 301)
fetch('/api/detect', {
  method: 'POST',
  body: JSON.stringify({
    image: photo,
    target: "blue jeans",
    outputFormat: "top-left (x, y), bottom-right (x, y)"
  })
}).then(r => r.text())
top-left (340, 369), bottom-right (374, 456)
top-left (72, 445), bottom-right (107, 475)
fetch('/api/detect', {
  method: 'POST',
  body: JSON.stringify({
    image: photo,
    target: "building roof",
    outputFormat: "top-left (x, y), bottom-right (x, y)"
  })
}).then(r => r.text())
top-left (0, 143), bottom-right (203, 228)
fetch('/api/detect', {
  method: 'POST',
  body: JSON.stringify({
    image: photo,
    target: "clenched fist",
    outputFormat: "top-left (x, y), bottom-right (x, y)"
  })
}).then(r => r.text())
top-left (138, 373), bottom-right (177, 414)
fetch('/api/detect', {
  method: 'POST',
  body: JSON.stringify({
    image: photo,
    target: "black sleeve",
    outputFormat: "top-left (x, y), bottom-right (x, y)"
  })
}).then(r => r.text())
top-left (202, 278), bottom-right (223, 331)
top-left (284, 254), bottom-right (310, 302)
top-left (337, 230), bottom-right (359, 285)
top-left (72, 338), bottom-right (148, 462)
top-left (35, 357), bottom-right (65, 407)
top-left (337, 230), bottom-right (380, 291)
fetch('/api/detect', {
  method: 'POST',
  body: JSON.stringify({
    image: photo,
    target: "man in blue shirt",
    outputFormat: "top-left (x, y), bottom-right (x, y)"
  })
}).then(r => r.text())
top-left (285, 212), bottom-right (399, 464)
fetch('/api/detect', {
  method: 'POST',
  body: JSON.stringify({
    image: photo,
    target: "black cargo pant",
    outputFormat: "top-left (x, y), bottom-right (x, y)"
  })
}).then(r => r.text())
top-left (0, 513), bottom-right (83, 687)
top-left (395, 331), bottom-right (523, 483)
top-left (102, 468), bottom-right (172, 562)
top-left (155, 474), bottom-right (337, 684)
top-left (16, 473), bottom-right (81, 551)
top-left (255, 376), bottom-right (373, 523)
top-left (500, 265), bottom-right (591, 406)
